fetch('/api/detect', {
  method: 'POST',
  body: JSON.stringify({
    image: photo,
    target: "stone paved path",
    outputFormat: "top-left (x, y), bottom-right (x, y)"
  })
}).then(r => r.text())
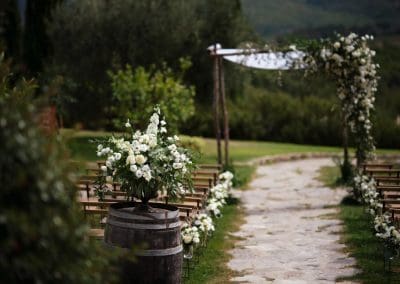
top-left (228, 158), bottom-right (358, 283)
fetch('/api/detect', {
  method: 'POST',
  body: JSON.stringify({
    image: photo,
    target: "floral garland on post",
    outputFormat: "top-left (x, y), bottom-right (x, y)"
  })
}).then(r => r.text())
top-left (302, 33), bottom-right (379, 166)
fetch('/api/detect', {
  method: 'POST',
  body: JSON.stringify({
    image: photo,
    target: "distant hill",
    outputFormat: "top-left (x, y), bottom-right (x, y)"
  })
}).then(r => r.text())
top-left (241, 0), bottom-right (400, 39)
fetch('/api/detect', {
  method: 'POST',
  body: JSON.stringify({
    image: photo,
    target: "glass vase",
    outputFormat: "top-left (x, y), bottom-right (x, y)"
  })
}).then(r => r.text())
top-left (183, 244), bottom-right (193, 259)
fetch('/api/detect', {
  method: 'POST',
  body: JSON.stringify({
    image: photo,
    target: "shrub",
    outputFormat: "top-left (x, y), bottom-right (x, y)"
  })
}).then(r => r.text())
top-left (179, 136), bottom-right (205, 154)
top-left (0, 54), bottom-right (117, 283)
top-left (108, 59), bottom-right (195, 133)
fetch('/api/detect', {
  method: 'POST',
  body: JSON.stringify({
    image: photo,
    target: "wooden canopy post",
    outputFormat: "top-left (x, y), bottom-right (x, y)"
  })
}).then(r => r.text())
top-left (212, 46), bottom-right (222, 165)
top-left (218, 57), bottom-right (230, 167)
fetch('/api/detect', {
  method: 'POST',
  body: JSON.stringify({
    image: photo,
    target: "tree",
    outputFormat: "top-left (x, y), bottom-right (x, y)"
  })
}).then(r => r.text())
top-left (109, 59), bottom-right (195, 133)
top-left (48, 0), bottom-right (201, 128)
top-left (0, 0), bottom-right (21, 61)
top-left (47, 0), bottom-right (253, 129)
top-left (23, 0), bottom-right (62, 75)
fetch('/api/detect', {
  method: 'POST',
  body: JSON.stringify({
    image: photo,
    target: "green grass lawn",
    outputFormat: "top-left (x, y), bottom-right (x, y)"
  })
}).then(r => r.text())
top-left (61, 128), bottom-right (400, 165)
top-left (317, 165), bottom-right (400, 283)
top-left (338, 204), bottom-right (400, 283)
top-left (62, 128), bottom-right (399, 163)
top-left (184, 198), bottom-right (244, 284)
top-left (63, 130), bottom-right (342, 163)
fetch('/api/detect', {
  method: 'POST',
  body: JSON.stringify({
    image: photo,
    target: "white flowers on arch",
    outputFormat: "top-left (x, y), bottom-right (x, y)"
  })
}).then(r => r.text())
top-left (302, 33), bottom-right (379, 165)
top-left (212, 32), bottom-right (379, 167)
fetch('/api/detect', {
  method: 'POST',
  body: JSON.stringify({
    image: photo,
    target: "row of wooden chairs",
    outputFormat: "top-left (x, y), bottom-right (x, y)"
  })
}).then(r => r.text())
top-left (75, 161), bottom-right (223, 239)
top-left (362, 162), bottom-right (400, 223)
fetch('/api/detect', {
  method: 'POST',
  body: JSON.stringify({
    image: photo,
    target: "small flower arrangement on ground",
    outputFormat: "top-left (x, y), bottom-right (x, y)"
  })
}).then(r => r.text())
top-left (181, 223), bottom-right (200, 259)
top-left (206, 171), bottom-right (234, 217)
top-left (96, 106), bottom-right (195, 210)
top-left (354, 171), bottom-right (400, 250)
top-left (193, 213), bottom-right (215, 234)
top-left (181, 223), bottom-right (201, 246)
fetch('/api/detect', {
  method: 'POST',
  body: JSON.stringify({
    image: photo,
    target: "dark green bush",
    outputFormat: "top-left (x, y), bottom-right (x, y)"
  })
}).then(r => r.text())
top-left (229, 85), bottom-right (343, 146)
top-left (0, 55), bottom-right (117, 283)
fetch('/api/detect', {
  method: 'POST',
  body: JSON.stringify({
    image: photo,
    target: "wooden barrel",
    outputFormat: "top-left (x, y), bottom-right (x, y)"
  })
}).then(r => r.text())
top-left (104, 202), bottom-right (182, 284)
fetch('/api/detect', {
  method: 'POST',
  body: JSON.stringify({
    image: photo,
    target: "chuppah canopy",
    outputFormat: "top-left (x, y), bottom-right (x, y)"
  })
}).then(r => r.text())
top-left (207, 44), bottom-right (306, 70)
top-left (207, 43), bottom-right (306, 166)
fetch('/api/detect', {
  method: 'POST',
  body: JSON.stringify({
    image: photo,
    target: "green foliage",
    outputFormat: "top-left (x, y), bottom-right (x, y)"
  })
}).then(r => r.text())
top-left (0, 0), bottom-right (21, 61)
top-left (0, 55), bottom-right (118, 283)
top-left (108, 61), bottom-right (195, 133)
top-left (179, 136), bottom-right (205, 154)
top-left (229, 84), bottom-right (342, 145)
top-left (47, 0), bottom-right (251, 128)
top-left (317, 164), bottom-right (353, 189)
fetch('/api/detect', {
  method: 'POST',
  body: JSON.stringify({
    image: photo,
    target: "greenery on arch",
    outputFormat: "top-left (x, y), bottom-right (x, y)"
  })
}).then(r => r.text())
top-left (300, 33), bottom-right (379, 166)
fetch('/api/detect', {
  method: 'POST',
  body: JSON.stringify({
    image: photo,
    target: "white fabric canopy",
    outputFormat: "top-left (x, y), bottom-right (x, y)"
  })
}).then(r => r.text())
top-left (208, 44), bottom-right (306, 70)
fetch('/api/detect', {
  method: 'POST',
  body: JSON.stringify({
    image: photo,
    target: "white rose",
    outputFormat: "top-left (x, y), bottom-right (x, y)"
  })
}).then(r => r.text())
top-left (139, 144), bottom-right (149, 152)
top-left (143, 171), bottom-right (152, 181)
top-left (139, 134), bottom-right (149, 144)
top-left (100, 165), bottom-right (107, 172)
top-left (130, 164), bottom-right (138, 173)
top-left (148, 135), bottom-right (157, 147)
top-left (173, 163), bottom-right (183, 169)
top-left (125, 119), bottom-right (131, 128)
top-left (183, 235), bottom-right (192, 244)
top-left (168, 144), bottom-right (177, 151)
top-left (126, 154), bottom-right (136, 165)
top-left (135, 169), bottom-right (143, 178)
top-left (346, 45), bottom-right (355, 53)
top-left (142, 165), bottom-right (150, 172)
top-left (135, 154), bottom-right (146, 165)
top-left (333, 42), bottom-right (340, 49)
top-left (114, 153), bottom-right (122, 160)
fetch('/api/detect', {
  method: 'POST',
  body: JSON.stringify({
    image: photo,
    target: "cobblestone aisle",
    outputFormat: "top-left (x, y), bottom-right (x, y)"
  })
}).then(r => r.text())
top-left (228, 158), bottom-right (358, 283)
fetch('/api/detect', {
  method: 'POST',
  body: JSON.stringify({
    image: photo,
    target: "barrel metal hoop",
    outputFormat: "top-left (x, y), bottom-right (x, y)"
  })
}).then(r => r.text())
top-left (104, 242), bottom-right (182, 256)
top-left (110, 207), bottom-right (179, 220)
top-left (107, 218), bottom-right (181, 230)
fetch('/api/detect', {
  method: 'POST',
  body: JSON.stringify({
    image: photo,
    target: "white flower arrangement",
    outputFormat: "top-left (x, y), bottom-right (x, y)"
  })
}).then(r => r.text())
top-left (206, 171), bottom-right (235, 217)
top-left (193, 213), bottom-right (215, 234)
top-left (181, 223), bottom-right (200, 245)
top-left (354, 171), bottom-right (400, 248)
top-left (374, 213), bottom-right (400, 244)
top-left (206, 199), bottom-right (223, 218)
top-left (304, 33), bottom-right (378, 164)
top-left (97, 106), bottom-right (194, 206)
